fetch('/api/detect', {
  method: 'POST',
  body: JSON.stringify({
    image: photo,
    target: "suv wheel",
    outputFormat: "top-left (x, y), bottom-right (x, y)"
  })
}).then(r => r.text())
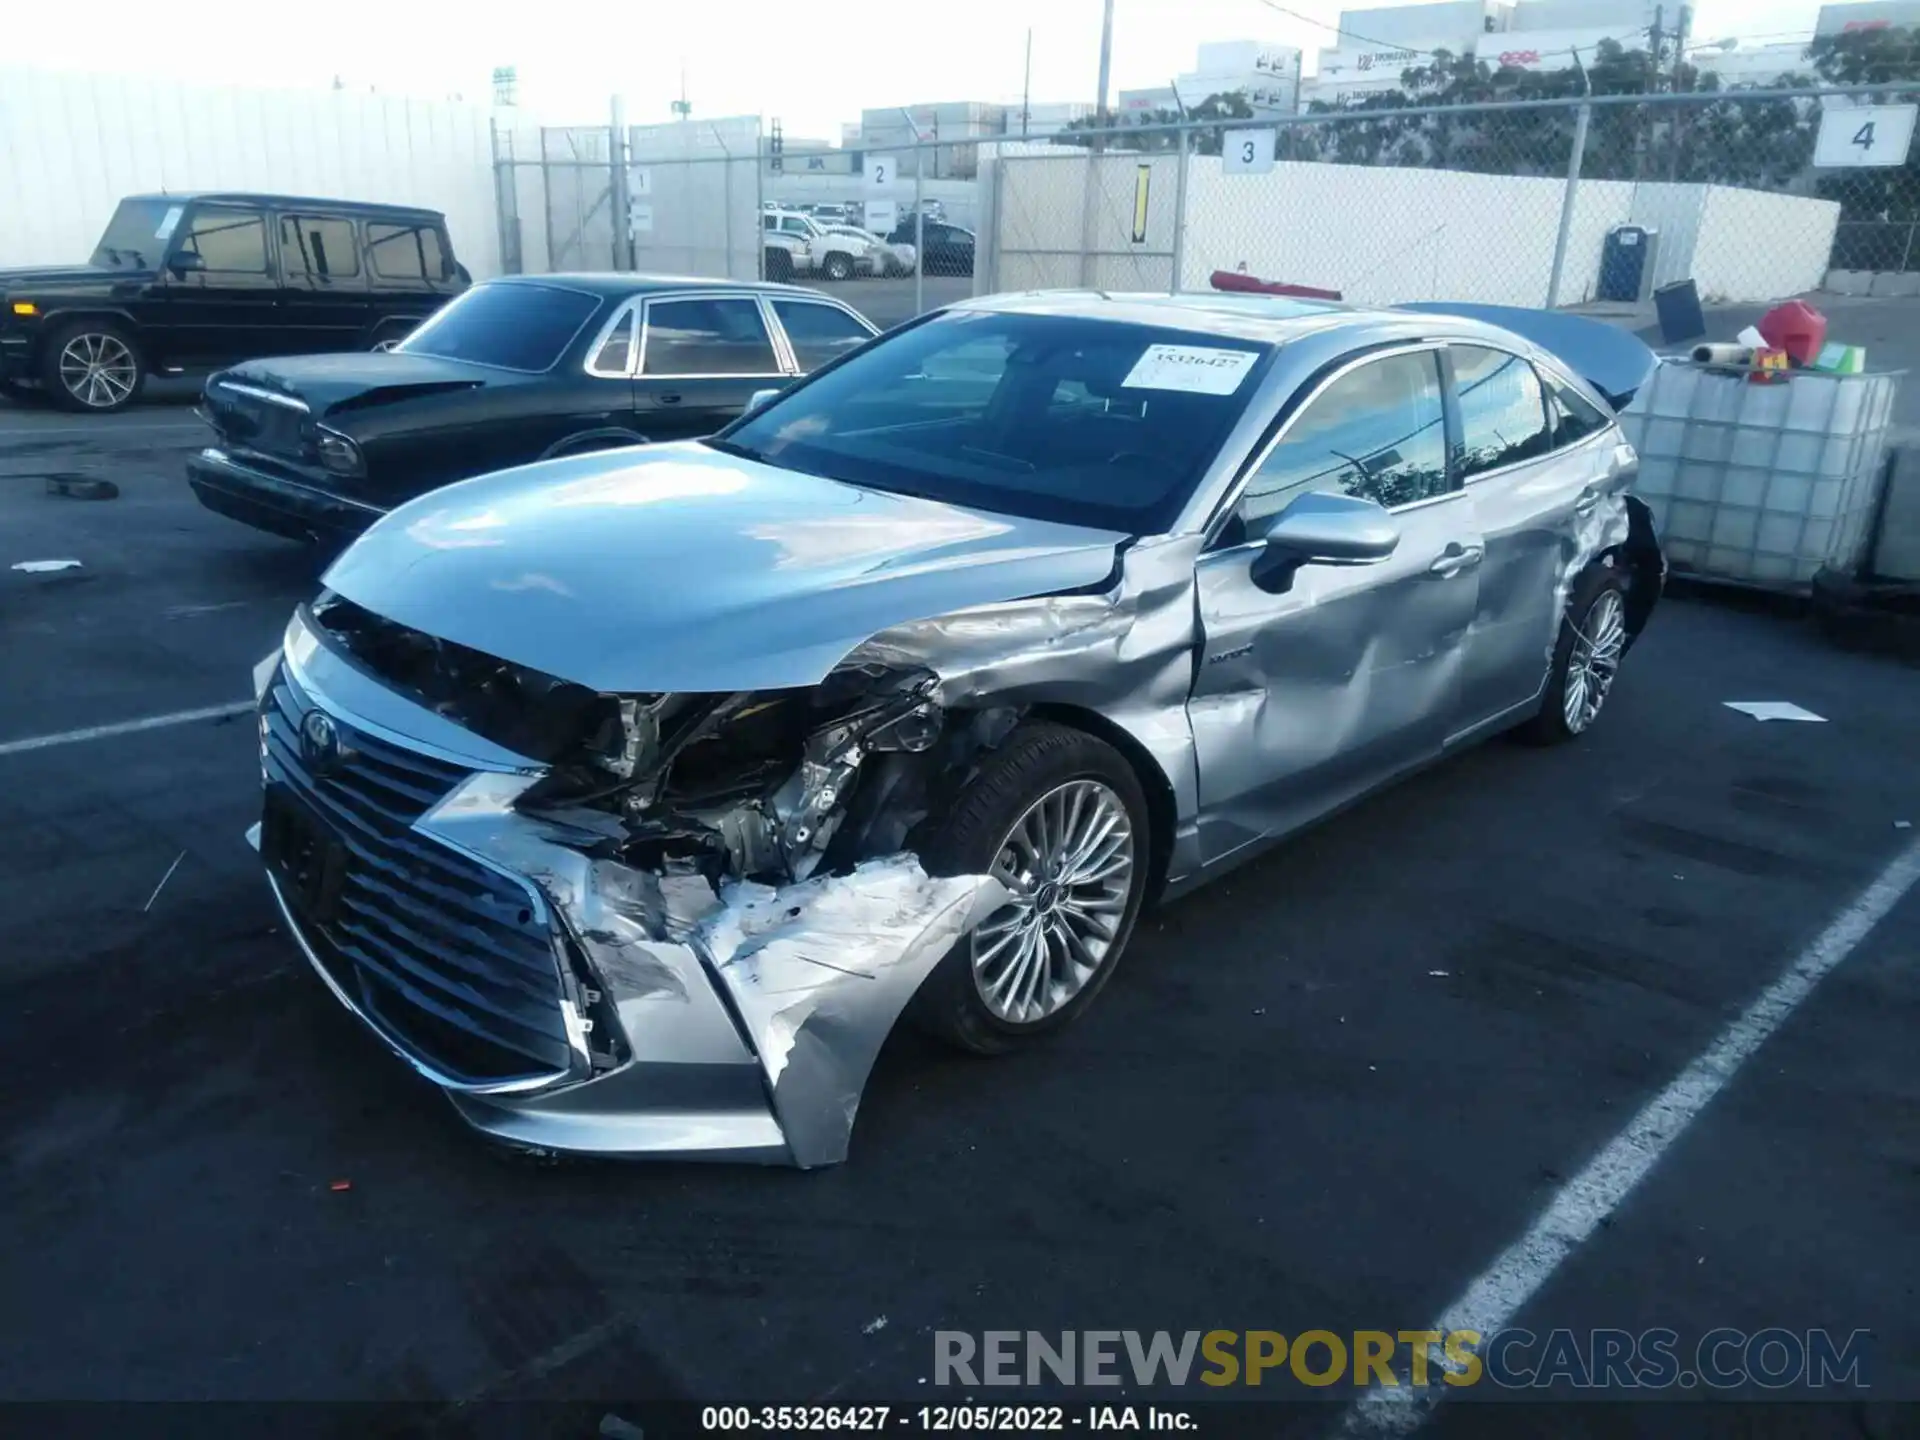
top-left (43, 320), bottom-right (144, 413)
top-left (910, 722), bottom-right (1151, 1055)
top-left (765, 248), bottom-right (794, 283)
top-left (822, 252), bottom-right (855, 282)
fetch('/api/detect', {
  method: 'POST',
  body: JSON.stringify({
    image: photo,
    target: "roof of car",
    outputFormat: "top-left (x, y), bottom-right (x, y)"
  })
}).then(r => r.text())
top-left (951, 289), bottom-right (1367, 343)
top-left (484, 272), bottom-right (851, 300)
top-left (124, 192), bottom-right (445, 220)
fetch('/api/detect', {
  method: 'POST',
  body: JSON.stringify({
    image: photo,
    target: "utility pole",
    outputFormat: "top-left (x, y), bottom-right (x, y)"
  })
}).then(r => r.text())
top-left (1640, 5), bottom-right (1662, 179)
top-left (1093, 0), bottom-right (1115, 153)
top-left (1022, 28), bottom-right (1033, 138)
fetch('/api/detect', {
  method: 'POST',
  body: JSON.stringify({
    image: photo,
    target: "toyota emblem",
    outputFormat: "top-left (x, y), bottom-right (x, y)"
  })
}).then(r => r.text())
top-left (300, 709), bottom-right (342, 775)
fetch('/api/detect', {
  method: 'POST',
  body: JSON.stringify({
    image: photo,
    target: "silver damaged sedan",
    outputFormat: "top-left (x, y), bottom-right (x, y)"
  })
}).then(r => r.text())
top-left (250, 291), bottom-right (1666, 1167)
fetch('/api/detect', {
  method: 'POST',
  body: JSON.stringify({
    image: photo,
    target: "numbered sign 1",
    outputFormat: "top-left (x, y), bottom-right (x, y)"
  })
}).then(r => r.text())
top-left (866, 155), bottom-right (901, 191)
top-left (1222, 129), bottom-right (1276, 176)
top-left (1814, 103), bottom-right (1918, 168)
top-left (628, 166), bottom-right (653, 199)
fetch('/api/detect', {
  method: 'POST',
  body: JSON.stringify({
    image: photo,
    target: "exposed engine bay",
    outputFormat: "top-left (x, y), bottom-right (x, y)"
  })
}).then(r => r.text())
top-left (308, 592), bottom-right (1023, 889)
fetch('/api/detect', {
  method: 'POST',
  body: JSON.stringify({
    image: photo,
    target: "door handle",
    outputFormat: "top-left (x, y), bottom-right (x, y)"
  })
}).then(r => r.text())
top-left (657, 393), bottom-right (682, 405)
top-left (1427, 543), bottom-right (1485, 578)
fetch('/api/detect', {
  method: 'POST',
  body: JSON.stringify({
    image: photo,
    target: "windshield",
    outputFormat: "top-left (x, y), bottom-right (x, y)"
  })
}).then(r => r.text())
top-left (90, 198), bottom-right (182, 269)
top-left (713, 310), bottom-right (1274, 535)
top-left (395, 282), bottom-right (601, 372)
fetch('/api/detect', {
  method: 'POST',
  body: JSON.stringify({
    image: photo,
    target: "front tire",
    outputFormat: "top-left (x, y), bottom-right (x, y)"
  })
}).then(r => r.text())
top-left (1517, 564), bottom-right (1629, 746)
top-left (822, 252), bottom-right (855, 282)
top-left (42, 320), bottom-right (144, 413)
top-left (911, 722), bottom-right (1151, 1055)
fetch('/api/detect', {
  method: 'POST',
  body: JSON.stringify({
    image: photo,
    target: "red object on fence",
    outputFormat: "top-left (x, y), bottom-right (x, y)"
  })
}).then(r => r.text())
top-left (1209, 269), bottom-right (1343, 301)
top-left (1756, 299), bottom-right (1827, 368)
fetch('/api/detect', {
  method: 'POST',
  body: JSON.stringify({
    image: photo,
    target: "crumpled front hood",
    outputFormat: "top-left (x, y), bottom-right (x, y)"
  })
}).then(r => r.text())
top-left (322, 442), bottom-right (1127, 694)
top-left (220, 350), bottom-right (495, 416)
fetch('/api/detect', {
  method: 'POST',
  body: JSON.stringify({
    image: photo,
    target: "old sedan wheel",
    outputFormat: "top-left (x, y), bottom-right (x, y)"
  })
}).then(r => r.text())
top-left (46, 324), bottom-right (144, 413)
top-left (911, 722), bottom-right (1151, 1054)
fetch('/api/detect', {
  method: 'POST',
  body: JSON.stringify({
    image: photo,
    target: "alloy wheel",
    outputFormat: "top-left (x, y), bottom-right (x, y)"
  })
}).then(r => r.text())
top-left (58, 333), bottom-right (138, 410)
top-left (971, 779), bottom-right (1136, 1025)
top-left (1563, 588), bottom-right (1626, 733)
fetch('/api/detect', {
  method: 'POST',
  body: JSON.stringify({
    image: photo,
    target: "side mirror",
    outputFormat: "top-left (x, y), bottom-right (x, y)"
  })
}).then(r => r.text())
top-left (1248, 491), bottom-right (1399, 591)
top-left (167, 251), bottom-right (205, 276)
top-left (745, 386), bottom-right (784, 415)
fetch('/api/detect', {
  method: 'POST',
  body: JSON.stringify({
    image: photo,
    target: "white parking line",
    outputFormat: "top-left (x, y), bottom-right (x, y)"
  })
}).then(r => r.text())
top-left (0, 700), bottom-right (254, 759)
top-left (1341, 832), bottom-right (1920, 1436)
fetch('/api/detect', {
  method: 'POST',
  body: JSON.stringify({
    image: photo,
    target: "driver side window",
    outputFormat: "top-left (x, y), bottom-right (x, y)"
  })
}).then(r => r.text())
top-left (1236, 350), bottom-right (1451, 532)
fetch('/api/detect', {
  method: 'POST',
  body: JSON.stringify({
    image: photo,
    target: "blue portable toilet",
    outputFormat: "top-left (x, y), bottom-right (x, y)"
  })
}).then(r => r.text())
top-left (1597, 225), bottom-right (1658, 303)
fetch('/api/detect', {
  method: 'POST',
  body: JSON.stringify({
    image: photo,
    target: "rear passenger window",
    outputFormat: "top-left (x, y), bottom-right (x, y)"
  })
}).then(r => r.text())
top-left (641, 297), bottom-right (780, 376)
top-left (1239, 350), bottom-right (1451, 526)
top-left (279, 216), bottom-right (360, 279)
top-left (1545, 374), bottom-right (1610, 448)
top-left (1452, 346), bottom-right (1551, 478)
top-left (368, 223), bottom-right (447, 281)
top-left (590, 309), bottom-right (637, 375)
top-left (770, 300), bottom-right (871, 371)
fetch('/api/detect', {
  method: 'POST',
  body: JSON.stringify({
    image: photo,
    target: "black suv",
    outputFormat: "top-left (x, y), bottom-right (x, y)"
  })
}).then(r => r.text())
top-left (0, 192), bottom-right (469, 413)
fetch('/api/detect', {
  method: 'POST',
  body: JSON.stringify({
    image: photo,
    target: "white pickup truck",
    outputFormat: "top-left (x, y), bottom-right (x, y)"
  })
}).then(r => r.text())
top-left (761, 210), bottom-right (886, 282)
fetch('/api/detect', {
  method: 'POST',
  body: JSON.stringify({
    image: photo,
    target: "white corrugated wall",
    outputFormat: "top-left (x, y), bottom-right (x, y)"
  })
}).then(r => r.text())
top-left (0, 66), bottom-right (504, 276)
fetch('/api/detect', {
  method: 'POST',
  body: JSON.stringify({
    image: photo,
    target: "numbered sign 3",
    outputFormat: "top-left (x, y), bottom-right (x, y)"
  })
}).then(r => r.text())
top-left (1814, 103), bottom-right (1918, 169)
top-left (1222, 128), bottom-right (1277, 176)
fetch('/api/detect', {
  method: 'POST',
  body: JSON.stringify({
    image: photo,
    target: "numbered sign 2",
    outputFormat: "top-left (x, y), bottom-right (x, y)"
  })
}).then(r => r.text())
top-left (1814, 103), bottom-right (1918, 169)
top-left (866, 156), bottom-right (901, 191)
top-left (1222, 129), bottom-right (1276, 176)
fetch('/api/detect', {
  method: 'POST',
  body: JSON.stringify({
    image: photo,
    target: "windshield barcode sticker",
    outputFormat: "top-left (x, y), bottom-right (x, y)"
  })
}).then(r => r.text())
top-left (155, 206), bottom-right (183, 241)
top-left (1121, 344), bottom-right (1258, 395)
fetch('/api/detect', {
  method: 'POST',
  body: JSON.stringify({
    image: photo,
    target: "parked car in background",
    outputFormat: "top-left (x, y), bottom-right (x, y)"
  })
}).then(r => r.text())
top-left (188, 275), bottom-right (877, 545)
top-left (888, 219), bottom-right (974, 277)
top-left (761, 210), bottom-right (884, 282)
top-left (822, 223), bottom-right (916, 276)
top-left (248, 291), bottom-right (1663, 1167)
top-left (0, 192), bottom-right (466, 412)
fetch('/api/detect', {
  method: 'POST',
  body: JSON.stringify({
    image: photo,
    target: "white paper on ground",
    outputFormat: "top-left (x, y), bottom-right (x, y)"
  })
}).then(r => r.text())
top-left (1121, 344), bottom-right (1259, 395)
top-left (11, 559), bottom-right (82, 573)
top-left (1723, 701), bottom-right (1828, 723)
top-left (1736, 325), bottom-right (1767, 349)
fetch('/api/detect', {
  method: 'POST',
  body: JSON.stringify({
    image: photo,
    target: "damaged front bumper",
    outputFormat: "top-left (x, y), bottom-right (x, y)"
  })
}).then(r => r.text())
top-left (253, 611), bottom-right (1005, 1168)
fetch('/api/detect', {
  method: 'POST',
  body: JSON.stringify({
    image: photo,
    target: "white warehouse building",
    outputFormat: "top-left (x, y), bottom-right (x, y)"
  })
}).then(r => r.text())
top-left (1303, 0), bottom-right (1658, 106)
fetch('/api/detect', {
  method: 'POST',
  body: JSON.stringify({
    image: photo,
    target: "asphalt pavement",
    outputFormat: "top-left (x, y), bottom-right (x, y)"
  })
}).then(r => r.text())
top-left (2, 382), bottom-right (1919, 1437)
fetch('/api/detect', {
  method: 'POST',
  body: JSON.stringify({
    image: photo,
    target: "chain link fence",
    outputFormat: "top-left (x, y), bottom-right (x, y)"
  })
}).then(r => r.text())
top-left (978, 86), bottom-right (1920, 312)
top-left (490, 86), bottom-right (1919, 326)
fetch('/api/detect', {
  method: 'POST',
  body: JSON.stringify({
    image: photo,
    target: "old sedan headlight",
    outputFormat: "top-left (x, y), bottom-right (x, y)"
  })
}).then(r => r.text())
top-left (316, 429), bottom-right (364, 477)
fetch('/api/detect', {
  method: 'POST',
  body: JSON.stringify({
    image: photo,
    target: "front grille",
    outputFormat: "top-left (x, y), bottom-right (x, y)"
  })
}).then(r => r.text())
top-left (261, 668), bottom-right (574, 1085)
top-left (207, 382), bottom-right (314, 468)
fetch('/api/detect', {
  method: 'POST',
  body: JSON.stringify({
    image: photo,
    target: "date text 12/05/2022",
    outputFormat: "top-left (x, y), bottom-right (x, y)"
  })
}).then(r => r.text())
top-left (700, 1406), bottom-right (1193, 1432)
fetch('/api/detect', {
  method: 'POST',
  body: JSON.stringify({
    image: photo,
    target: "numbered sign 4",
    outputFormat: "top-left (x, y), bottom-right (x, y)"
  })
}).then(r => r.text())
top-left (1813, 103), bottom-right (1918, 169)
top-left (1222, 128), bottom-right (1277, 176)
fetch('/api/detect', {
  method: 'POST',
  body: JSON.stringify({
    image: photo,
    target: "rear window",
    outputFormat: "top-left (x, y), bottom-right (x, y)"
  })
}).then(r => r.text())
top-left (368, 222), bottom-right (448, 281)
top-left (715, 310), bottom-right (1275, 535)
top-left (395, 283), bottom-right (600, 372)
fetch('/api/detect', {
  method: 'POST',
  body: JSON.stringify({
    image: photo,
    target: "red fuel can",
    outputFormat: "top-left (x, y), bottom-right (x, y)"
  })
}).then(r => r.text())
top-left (1756, 299), bottom-right (1827, 368)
